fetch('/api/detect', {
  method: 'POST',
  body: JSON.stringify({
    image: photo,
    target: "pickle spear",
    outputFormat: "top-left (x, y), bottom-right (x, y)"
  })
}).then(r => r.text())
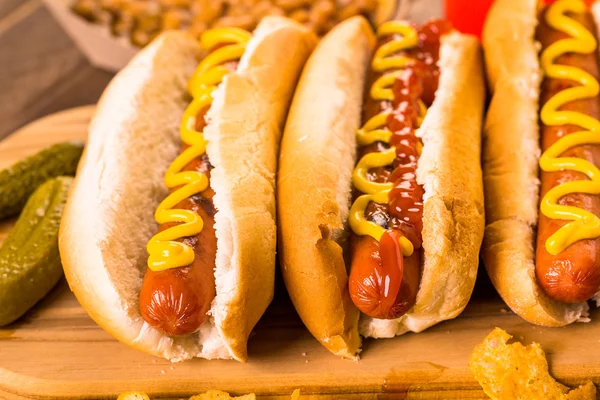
top-left (0, 177), bottom-right (72, 326)
top-left (0, 142), bottom-right (83, 220)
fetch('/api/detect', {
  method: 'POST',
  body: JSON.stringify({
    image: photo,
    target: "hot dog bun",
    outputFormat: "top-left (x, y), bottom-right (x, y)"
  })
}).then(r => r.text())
top-left (277, 16), bottom-right (375, 359)
top-left (59, 17), bottom-right (316, 362)
top-left (278, 18), bottom-right (485, 357)
top-left (481, 0), bottom-right (589, 326)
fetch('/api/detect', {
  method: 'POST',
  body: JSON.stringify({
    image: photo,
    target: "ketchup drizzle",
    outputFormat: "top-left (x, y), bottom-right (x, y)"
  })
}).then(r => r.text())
top-left (351, 20), bottom-right (451, 320)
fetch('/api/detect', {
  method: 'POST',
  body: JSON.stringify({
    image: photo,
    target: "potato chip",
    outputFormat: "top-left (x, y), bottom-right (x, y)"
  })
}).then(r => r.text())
top-left (470, 328), bottom-right (596, 400)
top-left (291, 389), bottom-right (301, 400)
top-left (117, 392), bottom-right (150, 400)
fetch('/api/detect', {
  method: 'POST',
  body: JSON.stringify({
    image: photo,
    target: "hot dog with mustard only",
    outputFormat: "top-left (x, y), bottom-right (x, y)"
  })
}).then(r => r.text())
top-left (482, 0), bottom-right (600, 326)
top-left (277, 16), bottom-right (485, 358)
top-left (59, 17), bottom-right (316, 362)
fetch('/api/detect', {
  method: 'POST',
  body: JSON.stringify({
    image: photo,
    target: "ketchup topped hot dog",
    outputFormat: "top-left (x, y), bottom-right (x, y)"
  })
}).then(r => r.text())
top-left (278, 16), bottom-right (484, 358)
top-left (59, 18), bottom-right (316, 362)
top-left (482, 0), bottom-right (600, 326)
top-left (348, 20), bottom-right (451, 320)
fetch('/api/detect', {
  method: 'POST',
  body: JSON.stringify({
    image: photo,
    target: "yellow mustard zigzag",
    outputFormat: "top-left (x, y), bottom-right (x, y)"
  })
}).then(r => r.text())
top-left (147, 28), bottom-right (251, 271)
top-left (539, 0), bottom-right (600, 255)
top-left (349, 21), bottom-right (424, 256)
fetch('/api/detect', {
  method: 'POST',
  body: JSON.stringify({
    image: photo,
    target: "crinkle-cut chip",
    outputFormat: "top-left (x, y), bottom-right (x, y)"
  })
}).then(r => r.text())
top-left (470, 328), bottom-right (596, 400)
top-left (189, 391), bottom-right (256, 400)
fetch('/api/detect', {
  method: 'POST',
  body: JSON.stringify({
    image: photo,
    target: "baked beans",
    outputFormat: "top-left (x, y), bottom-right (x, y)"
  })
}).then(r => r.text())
top-left (72, 0), bottom-right (387, 46)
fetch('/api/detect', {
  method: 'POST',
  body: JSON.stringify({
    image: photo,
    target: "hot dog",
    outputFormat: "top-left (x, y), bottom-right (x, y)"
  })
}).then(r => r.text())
top-left (277, 16), bottom-right (485, 357)
top-left (535, 3), bottom-right (600, 304)
top-left (138, 105), bottom-right (218, 336)
top-left (138, 52), bottom-right (234, 337)
top-left (347, 20), bottom-right (452, 320)
top-left (482, 0), bottom-right (600, 325)
top-left (59, 17), bottom-right (317, 361)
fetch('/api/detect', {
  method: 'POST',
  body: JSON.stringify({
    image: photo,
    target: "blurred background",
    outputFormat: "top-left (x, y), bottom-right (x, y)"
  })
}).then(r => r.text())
top-left (0, 0), bottom-right (450, 139)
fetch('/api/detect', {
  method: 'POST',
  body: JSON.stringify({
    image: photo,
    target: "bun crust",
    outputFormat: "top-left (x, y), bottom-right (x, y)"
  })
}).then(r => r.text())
top-left (374, 0), bottom-right (401, 25)
top-left (204, 16), bottom-right (317, 361)
top-left (60, 19), bottom-right (316, 362)
top-left (277, 16), bottom-right (375, 359)
top-left (278, 22), bottom-right (486, 353)
top-left (481, 0), bottom-right (589, 326)
top-left (360, 31), bottom-right (486, 338)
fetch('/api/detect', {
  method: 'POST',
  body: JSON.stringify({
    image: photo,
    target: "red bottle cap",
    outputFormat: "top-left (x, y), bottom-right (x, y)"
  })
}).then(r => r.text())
top-left (445, 0), bottom-right (495, 39)
top-left (445, 0), bottom-right (595, 39)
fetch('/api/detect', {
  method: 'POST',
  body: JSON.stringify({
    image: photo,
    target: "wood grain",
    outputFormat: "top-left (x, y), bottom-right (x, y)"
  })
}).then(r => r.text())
top-left (0, 5), bottom-right (112, 141)
top-left (0, 107), bottom-right (599, 400)
top-left (0, 0), bottom-right (40, 36)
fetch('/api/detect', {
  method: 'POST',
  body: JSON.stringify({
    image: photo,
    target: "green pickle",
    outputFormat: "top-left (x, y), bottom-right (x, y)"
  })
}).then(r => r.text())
top-left (0, 141), bottom-right (83, 220)
top-left (0, 177), bottom-right (72, 326)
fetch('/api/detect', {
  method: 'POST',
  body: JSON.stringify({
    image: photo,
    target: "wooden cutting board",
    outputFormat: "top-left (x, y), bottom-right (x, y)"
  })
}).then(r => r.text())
top-left (0, 106), bottom-right (599, 400)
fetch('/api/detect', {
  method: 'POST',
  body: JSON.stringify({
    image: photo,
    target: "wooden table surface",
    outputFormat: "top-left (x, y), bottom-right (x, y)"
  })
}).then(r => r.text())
top-left (0, 0), bottom-right (440, 142)
top-left (0, 0), bottom-right (114, 140)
